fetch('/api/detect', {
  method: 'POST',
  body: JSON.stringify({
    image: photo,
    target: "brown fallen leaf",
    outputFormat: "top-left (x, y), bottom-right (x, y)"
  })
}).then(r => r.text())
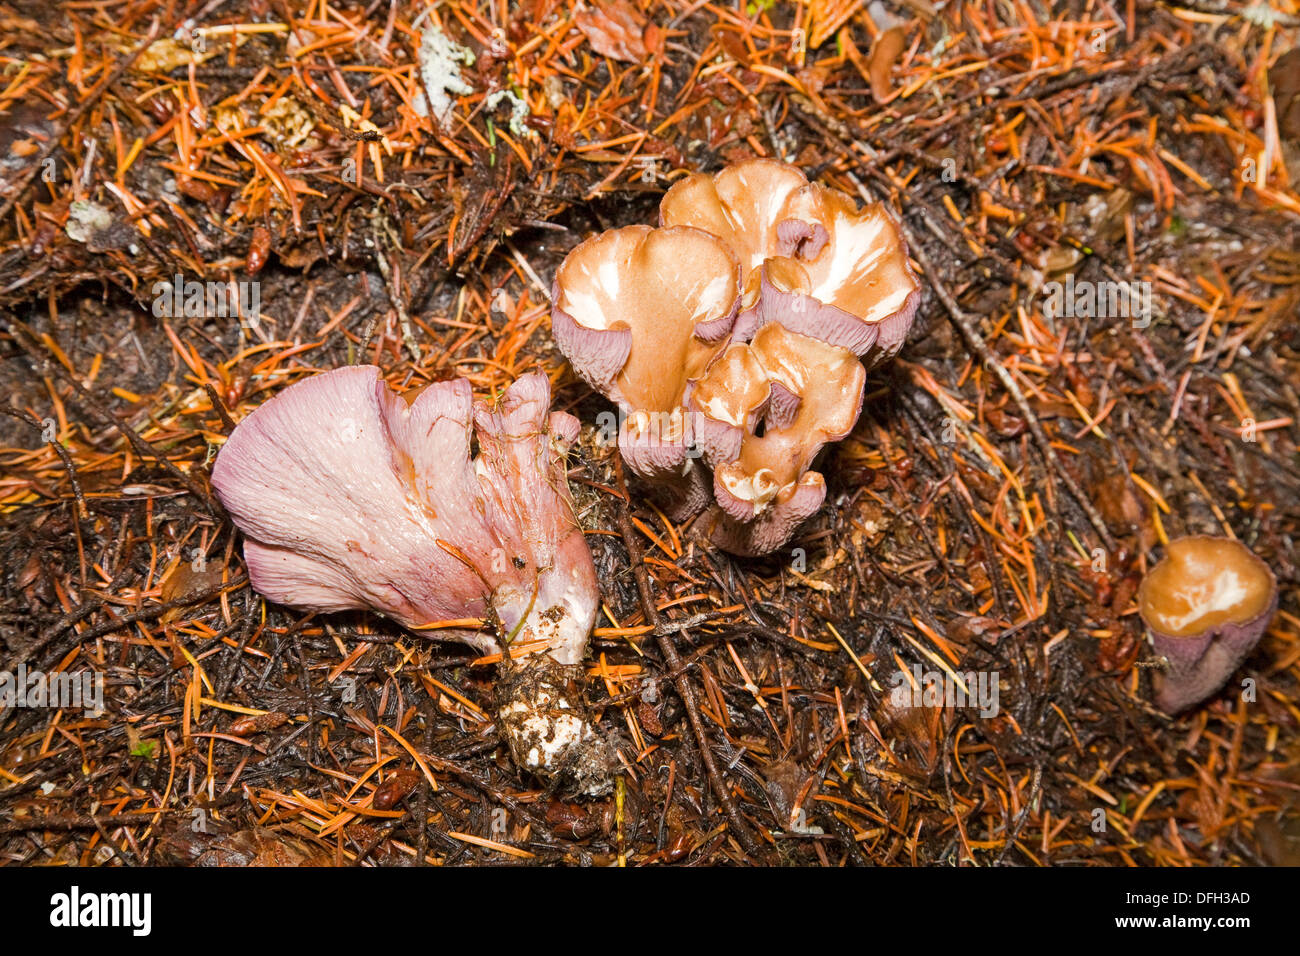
top-left (986, 403), bottom-right (1026, 437)
top-left (868, 27), bottom-right (907, 103)
top-left (575, 1), bottom-right (649, 62)
top-left (229, 711), bottom-right (290, 736)
top-left (1271, 48), bottom-right (1300, 141)
top-left (159, 558), bottom-right (225, 624)
top-left (372, 768), bottom-right (422, 810)
top-left (545, 799), bottom-right (600, 839)
top-left (875, 682), bottom-right (945, 771)
top-left (762, 759), bottom-right (805, 825)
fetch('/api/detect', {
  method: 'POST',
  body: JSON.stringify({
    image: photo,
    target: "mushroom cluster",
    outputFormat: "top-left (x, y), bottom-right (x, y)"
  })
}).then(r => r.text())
top-left (552, 159), bottom-right (921, 555)
top-left (1137, 535), bottom-right (1278, 713)
top-left (211, 367), bottom-right (610, 791)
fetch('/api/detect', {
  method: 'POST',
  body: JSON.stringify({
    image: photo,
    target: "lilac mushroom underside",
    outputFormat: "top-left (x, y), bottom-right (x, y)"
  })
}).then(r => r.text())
top-left (211, 366), bottom-right (610, 792)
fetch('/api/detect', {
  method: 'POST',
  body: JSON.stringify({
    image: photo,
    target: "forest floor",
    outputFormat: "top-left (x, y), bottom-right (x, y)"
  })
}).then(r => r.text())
top-left (1, 0), bottom-right (1299, 866)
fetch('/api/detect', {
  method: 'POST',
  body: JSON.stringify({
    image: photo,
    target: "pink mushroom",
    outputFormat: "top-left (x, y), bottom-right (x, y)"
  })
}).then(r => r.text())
top-left (659, 159), bottom-right (921, 362)
top-left (211, 366), bottom-right (609, 791)
top-left (696, 323), bottom-right (867, 555)
top-left (551, 223), bottom-right (741, 520)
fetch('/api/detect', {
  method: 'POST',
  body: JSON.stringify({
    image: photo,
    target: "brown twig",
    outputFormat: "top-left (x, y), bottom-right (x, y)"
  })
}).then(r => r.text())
top-left (903, 234), bottom-right (1119, 554)
top-left (0, 18), bottom-right (163, 226)
top-left (613, 487), bottom-right (761, 858)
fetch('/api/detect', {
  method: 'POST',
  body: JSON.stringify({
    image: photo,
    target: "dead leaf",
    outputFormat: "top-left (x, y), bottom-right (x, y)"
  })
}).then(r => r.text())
top-left (575, 1), bottom-right (649, 62)
top-left (546, 800), bottom-right (600, 839)
top-left (372, 769), bottom-right (422, 810)
top-left (762, 759), bottom-right (805, 824)
top-left (159, 558), bottom-right (224, 624)
top-left (1272, 48), bottom-right (1300, 141)
top-left (868, 27), bottom-right (907, 103)
top-left (229, 711), bottom-right (289, 736)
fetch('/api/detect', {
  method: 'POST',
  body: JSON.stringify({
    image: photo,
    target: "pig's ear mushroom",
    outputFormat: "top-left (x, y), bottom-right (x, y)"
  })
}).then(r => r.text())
top-left (552, 160), bottom-right (924, 556)
top-left (657, 159), bottom-right (811, 281)
top-left (211, 366), bottom-right (611, 793)
top-left (1138, 535), bottom-right (1279, 713)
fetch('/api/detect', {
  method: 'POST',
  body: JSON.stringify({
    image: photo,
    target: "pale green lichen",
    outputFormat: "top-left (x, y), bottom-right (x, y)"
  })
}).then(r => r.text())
top-left (65, 200), bottom-right (112, 243)
top-left (485, 89), bottom-right (534, 139)
top-left (413, 21), bottom-right (475, 127)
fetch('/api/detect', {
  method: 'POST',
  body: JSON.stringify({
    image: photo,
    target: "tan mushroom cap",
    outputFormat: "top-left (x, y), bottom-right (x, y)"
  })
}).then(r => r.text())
top-left (715, 323), bottom-right (864, 509)
top-left (661, 159), bottom-right (919, 344)
top-left (1138, 536), bottom-right (1277, 638)
top-left (553, 224), bottom-right (739, 415)
top-left (690, 342), bottom-right (769, 428)
top-left (659, 159), bottom-right (809, 275)
top-left (774, 188), bottom-right (918, 327)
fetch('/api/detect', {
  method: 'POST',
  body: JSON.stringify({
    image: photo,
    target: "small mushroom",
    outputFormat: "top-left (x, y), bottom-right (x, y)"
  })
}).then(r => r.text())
top-left (211, 366), bottom-right (610, 792)
top-left (867, 26), bottom-right (907, 104)
top-left (702, 323), bottom-right (865, 555)
top-left (1137, 535), bottom-right (1278, 713)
